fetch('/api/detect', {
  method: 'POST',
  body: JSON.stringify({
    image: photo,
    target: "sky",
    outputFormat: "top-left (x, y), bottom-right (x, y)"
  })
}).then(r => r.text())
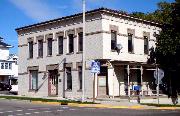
top-left (0, 0), bottom-right (175, 54)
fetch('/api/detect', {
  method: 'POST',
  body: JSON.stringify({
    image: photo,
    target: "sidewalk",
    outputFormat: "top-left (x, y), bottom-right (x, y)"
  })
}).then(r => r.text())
top-left (0, 94), bottom-right (180, 110)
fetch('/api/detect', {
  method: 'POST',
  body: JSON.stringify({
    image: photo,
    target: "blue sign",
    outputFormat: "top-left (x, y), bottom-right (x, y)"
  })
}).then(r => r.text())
top-left (91, 61), bottom-right (100, 73)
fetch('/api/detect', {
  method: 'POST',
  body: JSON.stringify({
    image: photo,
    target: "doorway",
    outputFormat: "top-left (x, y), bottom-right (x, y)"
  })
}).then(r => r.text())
top-left (48, 70), bottom-right (58, 96)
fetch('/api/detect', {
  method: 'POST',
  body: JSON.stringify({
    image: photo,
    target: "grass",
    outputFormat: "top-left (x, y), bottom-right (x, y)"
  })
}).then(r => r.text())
top-left (140, 103), bottom-right (180, 107)
top-left (0, 96), bottom-right (95, 104)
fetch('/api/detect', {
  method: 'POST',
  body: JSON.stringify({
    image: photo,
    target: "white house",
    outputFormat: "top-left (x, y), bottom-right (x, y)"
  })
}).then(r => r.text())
top-left (0, 37), bottom-right (18, 85)
top-left (16, 8), bottom-right (161, 99)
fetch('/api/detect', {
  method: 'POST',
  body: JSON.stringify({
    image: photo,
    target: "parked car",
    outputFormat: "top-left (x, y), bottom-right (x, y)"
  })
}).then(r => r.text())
top-left (0, 82), bottom-right (12, 91)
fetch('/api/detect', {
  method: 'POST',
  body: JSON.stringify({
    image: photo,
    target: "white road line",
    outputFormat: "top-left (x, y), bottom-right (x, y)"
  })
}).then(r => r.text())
top-left (16, 110), bottom-right (23, 112)
top-left (6, 111), bottom-right (13, 113)
top-left (43, 111), bottom-right (52, 113)
top-left (161, 110), bottom-right (166, 112)
top-left (85, 108), bottom-right (95, 110)
top-left (25, 113), bottom-right (31, 115)
top-left (69, 109), bottom-right (76, 111)
top-left (8, 115), bottom-right (14, 116)
top-left (41, 108), bottom-right (50, 110)
top-left (57, 110), bottom-right (63, 112)
top-left (0, 112), bottom-right (4, 114)
top-left (62, 106), bottom-right (69, 109)
top-left (34, 112), bottom-right (40, 114)
top-left (17, 114), bottom-right (23, 115)
top-left (27, 109), bottom-right (36, 111)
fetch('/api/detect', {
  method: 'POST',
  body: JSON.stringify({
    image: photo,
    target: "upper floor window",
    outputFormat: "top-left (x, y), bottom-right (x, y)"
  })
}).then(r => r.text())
top-left (58, 36), bottom-right (63, 54)
top-left (128, 33), bottom-right (133, 53)
top-left (28, 41), bottom-right (33, 58)
top-left (9, 63), bottom-right (12, 70)
top-left (5, 63), bottom-right (8, 69)
top-left (144, 36), bottom-right (149, 54)
top-left (47, 38), bottom-right (52, 56)
top-left (38, 39), bottom-right (43, 57)
top-left (66, 67), bottom-right (72, 90)
top-left (1, 63), bottom-right (4, 69)
top-left (111, 30), bottom-right (117, 50)
top-left (68, 34), bottom-right (74, 53)
top-left (78, 32), bottom-right (83, 52)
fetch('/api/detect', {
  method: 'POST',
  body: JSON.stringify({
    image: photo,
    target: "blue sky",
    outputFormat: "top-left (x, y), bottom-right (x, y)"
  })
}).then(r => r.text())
top-left (0, 0), bottom-right (174, 54)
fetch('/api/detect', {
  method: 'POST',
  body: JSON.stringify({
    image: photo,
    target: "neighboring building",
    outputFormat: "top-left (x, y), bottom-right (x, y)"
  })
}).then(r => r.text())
top-left (0, 37), bottom-right (18, 85)
top-left (16, 8), bottom-right (161, 98)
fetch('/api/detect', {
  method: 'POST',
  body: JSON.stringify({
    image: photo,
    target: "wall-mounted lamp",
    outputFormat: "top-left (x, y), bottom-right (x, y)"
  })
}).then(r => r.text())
top-left (115, 43), bottom-right (123, 55)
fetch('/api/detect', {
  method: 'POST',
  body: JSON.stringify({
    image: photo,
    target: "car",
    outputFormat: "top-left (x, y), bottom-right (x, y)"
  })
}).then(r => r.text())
top-left (0, 82), bottom-right (12, 91)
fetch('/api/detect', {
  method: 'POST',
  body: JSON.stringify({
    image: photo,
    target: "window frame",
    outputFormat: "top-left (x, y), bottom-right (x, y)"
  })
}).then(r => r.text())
top-left (68, 34), bottom-right (74, 53)
top-left (128, 33), bottom-right (134, 53)
top-left (78, 32), bottom-right (83, 52)
top-left (78, 66), bottom-right (82, 90)
top-left (144, 36), bottom-right (149, 54)
top-left (1, 63), bottom-right (4, 69)
top-left (58, 36), bottom-right (64, 54)
top-left (66, 67), bottom-right (72, 90)
top-left (29, 70), bottom-right (38, 90)
top-left (111, 30), bottom-right (117, 50)
top-left (47, 38), bottom-right (53, 56)
top-left (28, 41), bottom-right (33, 58)
top-left (38, 39), bottom-right (43, 57)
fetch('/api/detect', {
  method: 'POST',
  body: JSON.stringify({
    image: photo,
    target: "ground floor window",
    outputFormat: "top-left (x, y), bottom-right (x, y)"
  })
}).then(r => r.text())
top-left (30, 70), bottom-right (38, 90)
top-left (66, 67), bottom-right (72, 90)
top-left (78, 66), bottom-right (82, 90)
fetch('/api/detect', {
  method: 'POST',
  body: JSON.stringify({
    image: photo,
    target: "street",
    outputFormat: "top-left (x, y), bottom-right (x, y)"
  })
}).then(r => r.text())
top-left (0, 99), bottom-right (180, 116)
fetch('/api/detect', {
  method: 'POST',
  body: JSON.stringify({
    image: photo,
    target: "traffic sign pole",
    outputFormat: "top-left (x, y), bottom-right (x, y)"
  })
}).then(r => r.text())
top-left (93, 73), bottom-right (95, 103)
top-left (156, 66), bottom-right (159, 105)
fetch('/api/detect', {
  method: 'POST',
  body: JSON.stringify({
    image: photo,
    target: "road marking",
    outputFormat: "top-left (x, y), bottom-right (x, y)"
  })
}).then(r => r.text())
top-left (57, 110), bottom-right (63, 112)
top-left (16, 113), bottom-right (23, 115)
top-left (25, 113), bottom-right (31, 115)
top-left (44, 111), bottom-right (52, 113)
top-left (69, 109), bottom-right (76, 111)
top-left (27, 109), bottom-right (36, 111)
top-left (161, 110), bottom-right (166, 112)
top-left (8, 115), bottom-right (14, 116)
top-left (41, 108), bottom-right (50, 110)
top-left (0, 112), bottom-right (4, 114)
top-left (16, 110), bottom-right (23, 112)
top-left (6, 111), bottom-right (13, 113)
top-left (62, 106), bottom-right (69, 109)
top-left (85, 108), bottom-right (95, 110)
top-left (34, 112), bottom-right (40, 114)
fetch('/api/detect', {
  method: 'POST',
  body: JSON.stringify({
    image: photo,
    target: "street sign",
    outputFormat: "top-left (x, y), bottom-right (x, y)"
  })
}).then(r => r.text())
top-left (154, 68), bottom-right (164, 79)
top-left (91, 61), bottom-right (100, 73)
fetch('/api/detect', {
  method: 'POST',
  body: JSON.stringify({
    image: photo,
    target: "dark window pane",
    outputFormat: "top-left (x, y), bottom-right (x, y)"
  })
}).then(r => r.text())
top-left (78, 66), bottom-right (82, 90)
top-left (66, 67), bottom-right (72, 90)
top-left (38, 40), bottom-right (43, 57)
top-left (58, 36), bottom-right (63, 54)
top-left (144, 36), bottom-right (149, 54)
top-left (111, 31), bottom-right (117, 50)
top-left (68, 34), bottom-right (74, 53)
top-left (78, 32), bottom-right (83, 52)
top-left (29, 41), bottom-right (33, 58)
top-left (47, 38), bottom-right (52, 55)
top-left (128, 34), bottom-right (133, 53)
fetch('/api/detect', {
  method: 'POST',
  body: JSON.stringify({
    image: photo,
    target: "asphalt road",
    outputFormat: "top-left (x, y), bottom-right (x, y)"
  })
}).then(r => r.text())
top-left (0, 99), bottom-right (180, 116)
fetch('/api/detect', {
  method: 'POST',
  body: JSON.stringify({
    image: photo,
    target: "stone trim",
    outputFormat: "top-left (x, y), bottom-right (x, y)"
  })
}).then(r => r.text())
top-left (46, 64), bottom-right (59, 71)
top-left (64, 63), bottom-right (73, 68)
top-left (66, 29), bottom-right (75, 36)
top-left (45, 33), bottom-right (53, 42)
top-left (18, 44), bottom-right (28, 47)
top-left (56, 31), bottom-right (64, 38)
top-left (76, 27), bottom-right (83, 35)
top-left (143, 31), bottom-right (150, 39)
top-left (109, 25), bottom-right (119, 32)
top-left (27, 66), bottom-right (39, 71)
top-left (36, 35), bottom-right (45, 43)
top-left (18, 72), bottom-right (28, 75)
top-left (127, 28), bottom-right (135, 37)
top-left (27, 37), bottom-right (34, 42)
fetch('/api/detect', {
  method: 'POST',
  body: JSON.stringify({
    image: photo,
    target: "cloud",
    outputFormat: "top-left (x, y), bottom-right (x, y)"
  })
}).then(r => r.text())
top-left (9, 0), bottom-right (60, 21)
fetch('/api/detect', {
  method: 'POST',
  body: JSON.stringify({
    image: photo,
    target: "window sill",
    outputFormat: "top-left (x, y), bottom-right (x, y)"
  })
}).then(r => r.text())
top-left (47, 55), bottom-right (52, 57)
top-left (65, 89), bottom-right (72, 92)
top-left (37, 56), bottom-right (43, 59)
top-left (27, 58), bottom-right (33, 60)
top-left (56, 54), bottom-right (63, 56)
top-left (77, 89), bottom-right (82, 92)
top-left (76, 51), bottom-right (83, 54)
top-left (128, 52), bottom-right (134, 54)
top-left (66, 52), bottom-right (74, 55)
top-left (28, 89), bottom-right (38, 92)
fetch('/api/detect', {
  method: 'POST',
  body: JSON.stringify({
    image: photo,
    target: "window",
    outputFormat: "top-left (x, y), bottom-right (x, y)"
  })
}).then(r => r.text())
top-left (9, 63), bottom-right (12, 69)
top-left (78, 66), bottom-right (82, 90)
top-left (58, 36), bottom-right (63, 54)
top-left (30, 70), bottom-right (38, 90)
top-left (47, 38), bottom-right (52, 56)
top-left (68, 34), bottom-right (74, 53)
top-left (111, 30), bottom-right (117, 50)
top-left (38, 39), bottom-right (43, 57)
top-left (66, 67), bottom-right (72, 90)
top-left (78, 32), bottom-right (83, 52)
top-left (128, 33), bottom-right (133, 53)
top-left (5, 63), bottom-right (8, 69)
top-left (1, 63), bottom-right (4, 69)
top-left (28, 41), bottom-right (33, 58)
top-left (144, 36), bottom-right (149, 54)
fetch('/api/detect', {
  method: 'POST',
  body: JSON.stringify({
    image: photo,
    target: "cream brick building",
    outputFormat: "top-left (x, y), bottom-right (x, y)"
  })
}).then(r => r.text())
top-left (16, 8), bottom-right (161, 98)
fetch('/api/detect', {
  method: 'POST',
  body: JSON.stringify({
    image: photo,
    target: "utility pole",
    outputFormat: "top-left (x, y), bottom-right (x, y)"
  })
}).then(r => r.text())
top-left (82, 0), bottom-right (86, 102)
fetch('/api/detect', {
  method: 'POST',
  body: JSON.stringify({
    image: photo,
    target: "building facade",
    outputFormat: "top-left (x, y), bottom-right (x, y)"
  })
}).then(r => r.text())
top-left (16, 8), bottom-right (161, 98)
top-left (0, 37), bottom-right (18, 85)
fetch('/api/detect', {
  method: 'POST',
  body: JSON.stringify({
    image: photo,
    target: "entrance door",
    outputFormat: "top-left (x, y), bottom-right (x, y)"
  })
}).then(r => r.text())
top-left (97, 67), bottom-right (108, 97)
top-left (48, 70), bottom-right (58, 96)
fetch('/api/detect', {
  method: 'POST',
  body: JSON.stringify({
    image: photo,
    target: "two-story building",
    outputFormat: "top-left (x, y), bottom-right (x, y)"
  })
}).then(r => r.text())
top-left (16, 8), bottom-right (161, 99)
top-left (0, 37), bottom-right (18, 85)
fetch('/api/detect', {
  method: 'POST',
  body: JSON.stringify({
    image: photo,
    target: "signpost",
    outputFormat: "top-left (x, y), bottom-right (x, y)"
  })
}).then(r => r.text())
top-left (154, 68), bottom-right (164, 105)
top-left (91, 60), bottom-right (100, 103)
